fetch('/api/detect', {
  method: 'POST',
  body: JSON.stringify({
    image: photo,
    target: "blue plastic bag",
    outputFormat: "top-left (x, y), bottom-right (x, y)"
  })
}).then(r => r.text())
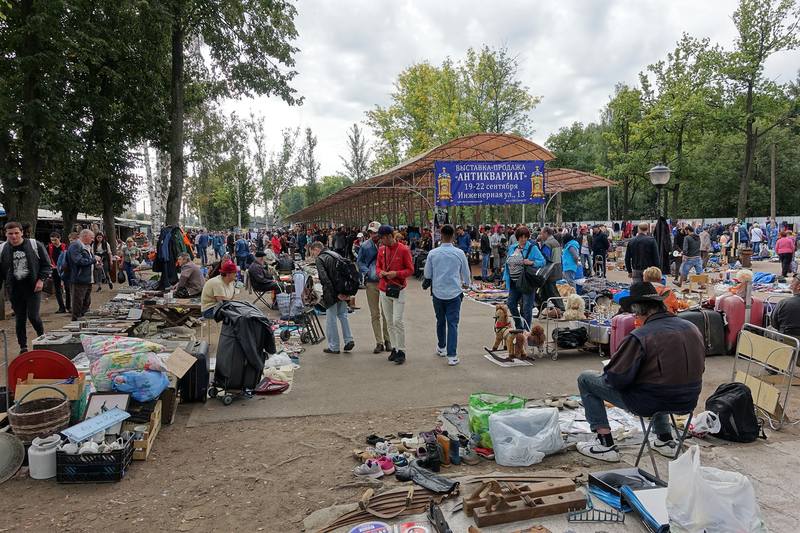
top-left (112, 370), bottom-right (169, 402)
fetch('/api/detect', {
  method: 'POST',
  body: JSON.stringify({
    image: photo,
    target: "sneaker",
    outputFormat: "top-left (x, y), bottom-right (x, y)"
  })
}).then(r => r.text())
top-left (373, 343), bottom-right (384, 354)
top-left (376, 456), bottom-right (396, 475)
top-left (447, 356), bottom-right (460, 366)
top-left (461, 447), bottom-right (480, 465)
top-left (387, 348), bottom-right (397, 362)
top-left (323, 348), bottom-right (340, 354)
top-left (393, 350), bottom-right (406, 365)
top-left (576, 440), bottom-right (620, 463)
top-left (353, 460), bottom-right (384, 479)
top-left (435, 346), bottom-right (446, 357)
top-left (374, 441), bottom-right (398, 456)
top-left (392, 454), bottom-right (409, 468)
top-left (384, 342), bottom-right (392, 352)
top-left (343, 341), bottom-right (355, 353)
top-left (652, 438), bottom-right (679, 458)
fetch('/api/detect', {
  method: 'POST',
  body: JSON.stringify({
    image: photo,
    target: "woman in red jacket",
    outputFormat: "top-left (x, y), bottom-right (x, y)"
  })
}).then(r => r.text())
top-left (376, 225), bottom-right (414, 365)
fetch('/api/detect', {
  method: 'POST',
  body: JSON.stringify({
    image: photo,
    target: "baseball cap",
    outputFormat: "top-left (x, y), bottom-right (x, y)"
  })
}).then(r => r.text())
top-left (357, 232), bottom-right (364, 238)
top-left (378, 225), bottom-right (394, 236)
top-left (367, 221), bottom-right (381, 233)
top-left (219, 260), bottom-right (238, 274)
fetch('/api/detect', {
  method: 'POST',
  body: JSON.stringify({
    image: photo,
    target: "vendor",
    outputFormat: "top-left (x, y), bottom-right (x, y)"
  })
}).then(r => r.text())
top-left (248, 251), bottom-right (281, 292)
top-left (576, 282), bottom-right (705, 463)
top-left (770, 277), bottom-right (800, 342)
top-left (200, 260), bottom-right (238, 318)
top-left (642, 267), bottom-right (681, 314)
top-left (172, 252), bottom-right (204, 298)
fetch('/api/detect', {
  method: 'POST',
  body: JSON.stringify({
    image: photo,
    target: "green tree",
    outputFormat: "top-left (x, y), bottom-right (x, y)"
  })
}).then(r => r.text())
top-left (340, 123), bottom-right (372, 182)
top-left (319, 175), bottom-right (352, 199)
top-left (298, 127), bottom-right (321, 204)
top-left (162, 0), bottom-right (302, 227)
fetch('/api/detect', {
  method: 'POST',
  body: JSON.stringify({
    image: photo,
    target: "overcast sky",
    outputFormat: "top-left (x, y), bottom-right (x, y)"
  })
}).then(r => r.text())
top-left (222, 0), bottom-right (799, 182)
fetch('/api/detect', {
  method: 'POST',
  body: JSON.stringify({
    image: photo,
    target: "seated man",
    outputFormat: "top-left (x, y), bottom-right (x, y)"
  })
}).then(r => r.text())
top-left (200, 260), bottom-right (238, 319)
top-left (770, 276), bottom-right (800, 342)
top-left (172, 252), bottom-right (205, 298)
top-left (248, 251), bottom-right (280, 292)
top-left (576, 282), bottom-right (705, 462)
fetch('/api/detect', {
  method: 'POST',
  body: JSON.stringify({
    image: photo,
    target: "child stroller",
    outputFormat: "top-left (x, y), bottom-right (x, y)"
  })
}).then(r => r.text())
top-left (208, 300), bottom-right (276, 405)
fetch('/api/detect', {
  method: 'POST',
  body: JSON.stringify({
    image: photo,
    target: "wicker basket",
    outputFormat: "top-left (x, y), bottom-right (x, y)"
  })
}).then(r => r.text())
top-left (8, 386), bottom-right (71, 444)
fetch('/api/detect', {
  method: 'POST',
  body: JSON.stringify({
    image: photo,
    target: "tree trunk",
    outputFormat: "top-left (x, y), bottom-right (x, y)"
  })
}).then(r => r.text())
top-left (100, 180), bottom-right (117, 256)
top-left (622, 176), bottom-right (630, 220)
top-left (737, 86), bottom-right (755, 220)
top-left (61, 203), bottom-right (79, 237)
top-left (165, 7), bottom-right (185, 227)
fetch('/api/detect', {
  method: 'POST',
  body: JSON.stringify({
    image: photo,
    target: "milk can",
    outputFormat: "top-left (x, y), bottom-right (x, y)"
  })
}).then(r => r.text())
top-left (28, 434), bottom-right (61, 479)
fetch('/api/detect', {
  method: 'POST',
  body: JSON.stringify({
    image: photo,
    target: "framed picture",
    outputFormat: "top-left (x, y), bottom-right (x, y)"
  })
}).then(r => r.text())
top-left (84, 392), bottom-right (131, 435)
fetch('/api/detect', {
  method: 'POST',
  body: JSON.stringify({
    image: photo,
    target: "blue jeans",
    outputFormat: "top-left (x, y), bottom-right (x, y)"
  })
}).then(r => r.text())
top-left (198, 246), bottom-right (207, 266)
top-left (433, 295), bottom-right (462, 356)
top-left (577, 371), bottom-right (670, 435)
top-left (326, 300), bottom-right (353, 351)
top-left (680, 256), bottom-right (703, 277)
top-left (752, 241), bottom-right (761, 255)
top-left (124, 261), bottom-right (138, 286)
top-left (481, 253), bottom-right (491, 280)
top-left (507, 286), bottom-right (535, 331)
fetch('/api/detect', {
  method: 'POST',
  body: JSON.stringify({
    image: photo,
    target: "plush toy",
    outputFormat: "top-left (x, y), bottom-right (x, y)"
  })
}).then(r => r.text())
top-left (505, 329), bottom-right (528, 360)
top-left (562, 293), bottom-right (586, 320)
top-left (492, 304), bottom-right (513, 350)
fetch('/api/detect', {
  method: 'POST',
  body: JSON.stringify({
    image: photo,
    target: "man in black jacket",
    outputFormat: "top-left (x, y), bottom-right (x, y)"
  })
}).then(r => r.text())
top-left (479, 225), bottom-right (491, 281)
top-left (247, 251), bottom-right (280, 293)
top-left (590, 225), bottom-right (610, 278)
top-left (309, 241), bottom-right (354, 355)
top-left (0, 222), bottom-right (52, 353)
top-left (624, 222), bottom-right (660, 282)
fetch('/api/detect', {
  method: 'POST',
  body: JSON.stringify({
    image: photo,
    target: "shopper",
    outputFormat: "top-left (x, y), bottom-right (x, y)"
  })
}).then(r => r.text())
top-left (68, 229), bottom-right (99, 321)
top-left (699, 226), bottom-right (712, 268)
top-left (423, 224), bottom-right (471, 366)
top-left (92, 232), bottom-right (113, 292)
top-left (504, 226), bottom-right (545, 331)
top-left (120, 237), bottom-right (140, 286)
top-left (750, 222), bottom-right (764, 256)
top-left (196, 229), bottom-right (209, 266)
top-left (776, 231), bottom-right (796, 278)
top-left (376, 225), bottom-right (414, 365)
top-left (489, 226), bottom-right (503, 280)
top-left (624, 222), bottom-right (659, 282)
top-left (235, 234), bottom-right (249, 270)
top-left (0, 222), bottom-right (51, 353)
top-left (678, 226), bottom-right (703, 287)
top-left (200, 260), bottom-right (238, 318)
top-left (561, 234), bottom-right (581, 289)
top-left (47, 232), bottom-right (68, 313)
top-left (310, 241), bottom-right (355, 355)
top-left (455, 226), bottom-right (471, 257)
top-left (357, 221), bottom-right (391, 354)
top-left (590, 225), bottom-right (610, 278)
top-left (479, 225), bottom-right (492, 282)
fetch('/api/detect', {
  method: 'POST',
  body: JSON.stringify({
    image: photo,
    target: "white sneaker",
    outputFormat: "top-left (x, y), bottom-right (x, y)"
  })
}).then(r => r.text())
top-left (447, 356), bottom-right (460, 366)
top-left (353, 460), bottom-right (384, 478)
top-left (652, 438), bottom-right (679, 458)
top-left (576, 440), bottom-right (620, 463)
top-left (435, 346), bottom-right (447, 357)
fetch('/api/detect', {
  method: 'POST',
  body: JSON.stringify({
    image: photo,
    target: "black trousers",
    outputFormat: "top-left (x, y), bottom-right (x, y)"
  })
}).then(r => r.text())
top-left (779, 252), bottom-right (793, 277)
top-left (52, 271), bottom-right (66, 310)
top-left (71, 283), bottom-right (92, 320)
top-left (10, 290), bottom-right (44, 350)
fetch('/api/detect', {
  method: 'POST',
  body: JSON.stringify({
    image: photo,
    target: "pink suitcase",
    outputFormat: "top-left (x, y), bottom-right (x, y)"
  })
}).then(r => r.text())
top-left (610, 313), bottom-right (636, 354)
top-left (714, 294), bottom-right (765, 353)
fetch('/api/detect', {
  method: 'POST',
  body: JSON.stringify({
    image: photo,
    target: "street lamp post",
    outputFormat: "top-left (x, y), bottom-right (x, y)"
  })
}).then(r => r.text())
top-left (646, 164), bottom-right (672, 217)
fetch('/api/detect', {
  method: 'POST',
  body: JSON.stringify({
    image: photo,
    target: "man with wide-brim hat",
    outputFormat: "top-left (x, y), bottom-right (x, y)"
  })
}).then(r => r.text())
top-left (576, 282), bottom-right (705, 463)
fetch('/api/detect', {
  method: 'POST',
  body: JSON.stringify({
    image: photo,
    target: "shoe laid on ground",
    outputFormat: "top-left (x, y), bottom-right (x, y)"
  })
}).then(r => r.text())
top-left (460, 447), bottom-right (480, 465)
top-left (392, 454), bottom-right (409, 468)
top-left (373, 343), bottom-right (384, 354)
top-left (435, 346), bottom-right (446, 357)
top-left (474, 447), bottom-right (495, 460)
top-left (323, 348), bottom-right (340, 354)
top-left (374, 441), bottom-right (398, 456)
top-left (353, 460), bottom-right (384, 479)
top-left (343, 341), bottom-right (355, 353)
top-left (652, 438), bottom-right (679, 458)
top-left (447, 356), bottom-right (460, 366)
top-left (388, 348), bottom-right (397, 362)
top-left (393, 350), bottom-right (406, 365)
top-left (376, 455), bottom-right (396, 475)
top-left (576, 440), bottom-right (620, 463)
top-left (384, 342), bottom-right (392, 352)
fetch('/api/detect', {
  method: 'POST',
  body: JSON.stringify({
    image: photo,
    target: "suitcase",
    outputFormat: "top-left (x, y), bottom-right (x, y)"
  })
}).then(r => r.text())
top-left (610, 313), bottom-right (636, 354)
top-left (714, 294), bottom-right (765, 353)
top-left (276, 254), bottom-right (294, 272)
top-left (677, 309), bottom-right (727, 356)
top-left (178, 340), bottom-right (210, 403)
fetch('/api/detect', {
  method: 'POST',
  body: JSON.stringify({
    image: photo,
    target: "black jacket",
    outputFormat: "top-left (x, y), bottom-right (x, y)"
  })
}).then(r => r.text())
top-left (480, 233), bottom-right (491, 254)
top-left (315, 250), bottom-right (342, 309)
top-left (591, 231), bottom-right (610, 256)
top-left (624, 233), bottom-right (660, 273)
top-left (0, 239), bottom-right (52, 295)
top-left (213, 300), bottom-right (275, 390)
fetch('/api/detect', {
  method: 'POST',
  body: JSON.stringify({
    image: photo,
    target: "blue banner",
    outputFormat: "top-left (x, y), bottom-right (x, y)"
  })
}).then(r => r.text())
top-left (434, 160), bottom-right (546, 207)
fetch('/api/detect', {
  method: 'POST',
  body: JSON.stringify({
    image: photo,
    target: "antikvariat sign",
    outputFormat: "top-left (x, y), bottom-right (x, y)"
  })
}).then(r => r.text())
top-left (434, 160), bottom-right (546, 207)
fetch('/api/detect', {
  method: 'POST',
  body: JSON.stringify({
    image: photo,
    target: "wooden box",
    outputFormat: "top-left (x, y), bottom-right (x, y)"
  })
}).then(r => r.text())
top-left (123, 400), bottom-right (162, 461)
top-left (15, 373), bottom-right (86, 402)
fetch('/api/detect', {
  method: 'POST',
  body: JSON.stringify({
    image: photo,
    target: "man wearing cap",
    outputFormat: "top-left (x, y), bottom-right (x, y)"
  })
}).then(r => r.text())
top-left (576, 282), bottom-right (705, 462)
top-left (248, 251), bottom-right (280, 294)
top-left (376, 224), bottom-right (414, 365)
top-left (200, 260), bottom-right (238, 318)
top-left (357, 222), bottom-right (391, 354)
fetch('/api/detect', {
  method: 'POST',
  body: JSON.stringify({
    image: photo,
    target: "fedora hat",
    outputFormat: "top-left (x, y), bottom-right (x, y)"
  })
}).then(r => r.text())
top-left (619, 282), bottom-right (665, 312)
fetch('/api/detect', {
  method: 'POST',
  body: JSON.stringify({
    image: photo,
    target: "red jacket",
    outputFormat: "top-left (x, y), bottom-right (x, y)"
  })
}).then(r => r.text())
top-left (376, 241), bottom-right (414, 292)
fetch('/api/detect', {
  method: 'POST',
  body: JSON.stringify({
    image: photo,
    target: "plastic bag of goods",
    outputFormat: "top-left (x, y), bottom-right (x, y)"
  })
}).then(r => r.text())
top-left (111, 370), bottom-right (170, 402)
top-left (666, 445), bottom-right (766, 533)
top-left (81, 335), bottom-right (165, 359)
top-left (468, 393), bottom-right (526, 448)
top-left (488, 408), bottom-right (564, 466)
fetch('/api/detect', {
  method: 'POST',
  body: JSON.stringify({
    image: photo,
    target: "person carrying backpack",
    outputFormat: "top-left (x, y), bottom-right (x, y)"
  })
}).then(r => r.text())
top-left (309, 241), bottom-right (356, 355)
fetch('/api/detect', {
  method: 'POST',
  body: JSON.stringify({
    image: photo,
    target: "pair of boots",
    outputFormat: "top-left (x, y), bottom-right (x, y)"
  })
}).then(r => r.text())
top-left (417, 431), bottom-right (461, 472)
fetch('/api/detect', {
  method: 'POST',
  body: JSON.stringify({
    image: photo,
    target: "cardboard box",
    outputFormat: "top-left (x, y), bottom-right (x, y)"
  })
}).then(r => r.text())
top-left (15, 373), bottom-right (86, 403)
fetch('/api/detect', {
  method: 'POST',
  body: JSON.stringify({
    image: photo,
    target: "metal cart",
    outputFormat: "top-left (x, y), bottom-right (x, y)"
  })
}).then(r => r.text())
top-left (536, 296), bottom-right (595, 360)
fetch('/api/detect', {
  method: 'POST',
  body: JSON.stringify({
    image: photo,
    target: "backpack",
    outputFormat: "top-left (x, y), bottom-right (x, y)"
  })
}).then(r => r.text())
top-left (704, 382), bottom-right (764, 443)
top-left (323, 250), bottom-right (360, 296)
top-left (57, 247), bottom-right (70, 278)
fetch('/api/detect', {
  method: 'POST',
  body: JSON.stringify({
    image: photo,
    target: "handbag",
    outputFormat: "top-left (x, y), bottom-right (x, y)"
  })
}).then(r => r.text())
top-left (386, 284), bottom-right (402, 299)
top-left (515, 245), bottom-right (546, 294)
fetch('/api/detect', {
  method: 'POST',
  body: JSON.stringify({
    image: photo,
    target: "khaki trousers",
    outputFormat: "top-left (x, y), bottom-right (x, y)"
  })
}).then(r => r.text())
top-left (365, 282), bottom-right (390, 345)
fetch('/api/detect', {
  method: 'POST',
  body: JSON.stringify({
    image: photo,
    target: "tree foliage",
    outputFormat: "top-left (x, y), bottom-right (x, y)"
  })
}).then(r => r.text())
top-left (340, 123), bottom-right (372, 182)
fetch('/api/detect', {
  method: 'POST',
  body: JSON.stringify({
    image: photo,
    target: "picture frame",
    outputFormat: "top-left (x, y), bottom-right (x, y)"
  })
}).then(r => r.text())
top-left (84, 392), bottom-right (131, 435)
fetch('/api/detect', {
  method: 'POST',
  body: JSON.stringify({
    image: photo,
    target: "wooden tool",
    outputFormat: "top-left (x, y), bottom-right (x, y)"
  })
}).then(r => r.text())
top-left (463, 479), bottom-right (575, 517)
top-left (469, 480), bottom-right (586, 528)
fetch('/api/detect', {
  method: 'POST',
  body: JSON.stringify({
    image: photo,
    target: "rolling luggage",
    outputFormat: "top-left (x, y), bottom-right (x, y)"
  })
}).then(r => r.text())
top-left (610, 313), bottom-right (636, 354)
top-left (714, 294), bottom-right (765, 353)
top-left (677, 310), bottom-right (727, 356)
top-left (178, 340), bottom-right (210, 403)
top-left (276, 254), bottom-right (294, 272)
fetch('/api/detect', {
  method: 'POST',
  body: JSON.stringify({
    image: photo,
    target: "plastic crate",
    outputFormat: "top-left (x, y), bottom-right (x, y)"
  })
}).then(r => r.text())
top-left (56, 437), bottom-right (133, 483)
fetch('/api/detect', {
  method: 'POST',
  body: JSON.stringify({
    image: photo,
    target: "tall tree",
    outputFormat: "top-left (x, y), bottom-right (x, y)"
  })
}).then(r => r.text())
top-left (163, 0), bottom-right (302, 227)
top-left (340, 123), bottom-right (372, 182)
top-left (721, 0), bottom-right (800, 219)
top-left (298, 127), bottom-right (321, 204)
top-left (255, 126), bottom-right (299, 224)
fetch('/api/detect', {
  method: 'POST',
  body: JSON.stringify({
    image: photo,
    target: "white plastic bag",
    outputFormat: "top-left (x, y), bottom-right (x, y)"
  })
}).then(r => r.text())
top-left (488, 408), bottom-right (564, 467)
top-left (689, 410), bottom-right (721, 438)
top-left (666, 446), bottom-right (766, 533)
top-left (265, 352), bottom-right (293, 368)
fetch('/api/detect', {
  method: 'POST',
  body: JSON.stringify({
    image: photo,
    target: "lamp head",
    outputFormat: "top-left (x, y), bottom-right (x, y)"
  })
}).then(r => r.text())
top-left (647, 164), bottom-right (672, 187)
